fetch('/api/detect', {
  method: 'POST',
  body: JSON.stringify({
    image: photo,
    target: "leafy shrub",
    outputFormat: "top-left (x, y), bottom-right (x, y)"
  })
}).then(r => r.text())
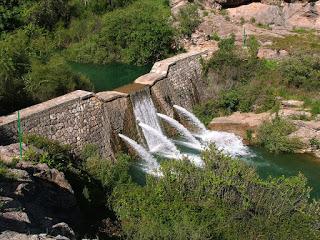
top-left (27, 0), bottom-right (71, 30)
top-left (82, 147), bottom-right (132, 191)
top-left (193, 99), bottom-right (222, 126)
top-left (281, 55), bottom-right (320, 91)
top-left (257, 117), bottom-right (303, 153)
top-left (0, 30), bottom-right (34, 115)
top-left (210, 32), bottom-right (220, 41)
top-left (23, 134), bottom-right (73, 170)
top-left (0, 162), bottom-right (8, 178)
top-left (73, 0), bottom-right (135, 14)
top-left (310, 138), bottom-right (320, 150)
top-left (246, 129), bottom-right (254, 144)
top-left (176, 3), bottom-right (201, 37)
top-left (112, 146), bottom-right (320, 239)
top-left (240, 17), bottom-right (245, 25)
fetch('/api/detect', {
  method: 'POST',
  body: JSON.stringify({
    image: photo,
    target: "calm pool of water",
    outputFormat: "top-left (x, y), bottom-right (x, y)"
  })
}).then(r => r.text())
top-left (70, 62), bottom-right (152, 92)
top-left (245, 147), bottom-right (320, 199)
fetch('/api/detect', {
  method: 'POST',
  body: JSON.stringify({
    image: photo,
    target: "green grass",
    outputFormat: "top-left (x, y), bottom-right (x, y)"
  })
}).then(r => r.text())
top-left (271, 32), bottom-right (320, 55)
top-left (0, 161), bottom-right (18, 180)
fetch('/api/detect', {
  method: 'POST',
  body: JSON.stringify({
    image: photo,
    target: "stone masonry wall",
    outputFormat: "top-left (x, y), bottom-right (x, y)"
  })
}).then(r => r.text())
top-left (0, 91), bottom-right (113, 156)
top-left (0, 50), bottom-right (208, 158)
top-left (150, 52), bottom-right (209, 118)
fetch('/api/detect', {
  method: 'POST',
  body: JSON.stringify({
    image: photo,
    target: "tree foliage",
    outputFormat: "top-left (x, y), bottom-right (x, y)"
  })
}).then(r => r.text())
top-left (176, 3), bottom-right (201, 37)
top-left (281, 54), bottom-right (320, 91)
top-left (257, 117), bottom-right (303, 153)
top-left (66, 0), bottom-right (175, 65)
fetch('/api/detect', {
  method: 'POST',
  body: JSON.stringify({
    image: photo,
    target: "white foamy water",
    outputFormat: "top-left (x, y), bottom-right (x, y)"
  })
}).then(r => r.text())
top-left (198, 130), bottom-right (250, 157)
top-left (131, 89), bottom-right (163, 151)
top-left (157, 113), bottom-right (201, 146)
top-left (173, 105), bottom-right (206, 134)
top-left (138, 122), bottom-right (181, 159)
top-left (119, 96), bottom-right (252, 176)
top-left (119, 134), bottom-right (162, 176)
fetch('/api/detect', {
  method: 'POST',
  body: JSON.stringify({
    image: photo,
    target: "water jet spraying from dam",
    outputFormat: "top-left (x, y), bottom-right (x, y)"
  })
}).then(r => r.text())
top-left (118, 134), bottom-right (162, 176)
top-left (157, 113), bottom-right (202, 149)
top-left (173, 105), bottom-right (206, 134)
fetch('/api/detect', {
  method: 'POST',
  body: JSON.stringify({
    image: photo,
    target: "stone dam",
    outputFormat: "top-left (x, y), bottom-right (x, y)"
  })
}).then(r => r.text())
top-left (0, 51), bottom-right (212, 159)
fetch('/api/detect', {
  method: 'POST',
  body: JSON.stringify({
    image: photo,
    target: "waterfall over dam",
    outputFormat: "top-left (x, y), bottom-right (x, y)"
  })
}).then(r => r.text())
top-left (119, 90), bottom-right (249, 174)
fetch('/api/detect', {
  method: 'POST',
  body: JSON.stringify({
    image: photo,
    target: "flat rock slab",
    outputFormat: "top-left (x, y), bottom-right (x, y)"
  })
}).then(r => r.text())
top-left (0, 143), bottom-right (27, 164)
top-left (209, 112), bottom-right (270, 138)
top-left (96, 91), bottom-right (128, 102)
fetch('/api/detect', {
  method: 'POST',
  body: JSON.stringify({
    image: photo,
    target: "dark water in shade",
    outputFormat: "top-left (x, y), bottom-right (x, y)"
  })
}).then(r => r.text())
top-left (70, 62), bottom-right (152, 92)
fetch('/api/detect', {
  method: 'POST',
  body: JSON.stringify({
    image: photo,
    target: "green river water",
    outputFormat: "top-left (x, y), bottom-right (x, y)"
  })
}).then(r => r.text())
top-left (246, 147), bottom-right (320, 199)
top-left (70, 62), bottom-right (152, 92)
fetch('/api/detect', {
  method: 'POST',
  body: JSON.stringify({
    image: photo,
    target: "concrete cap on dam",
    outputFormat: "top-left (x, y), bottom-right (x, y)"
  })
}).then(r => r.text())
top-left (0, 90), bottom-right (94, 125)
top-left (114, 83), bottom-right (148, 94)
top-left (95, 91), bottom-right (128, 102)
top-left (135, 50), bottom-right (208, 86)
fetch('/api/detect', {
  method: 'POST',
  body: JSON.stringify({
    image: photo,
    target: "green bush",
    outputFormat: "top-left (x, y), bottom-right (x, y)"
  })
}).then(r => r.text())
top-left (257, 117), bottom-right (303, 153)
top-left (82, 146), bottom-right (131, 191)
top-left (176, 3), bottom-right (201, 37)
top-left (0, 162), bottom-right (8, 178)
top-left (310, 138), bottom-right (320, 150)
top-left (281, 55), bottom-right (320, 91)
top-left (26, 0), bottom-right (71, 30)
top-left (210, 32), bottom-right (220, 41)
top-left (112, 146), bottom-right (320, 239)
top-left (0, 30), bottom-right (34, 115)
top-left (23, 134), bottom-right (73, 170)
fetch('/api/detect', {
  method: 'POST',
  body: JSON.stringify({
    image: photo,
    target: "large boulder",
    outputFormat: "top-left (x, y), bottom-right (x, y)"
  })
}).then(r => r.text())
top-left (0, 162), bottom-right (80, 239)
top-left (0, 143), bottom-right (27, 164)
top-left (228, 2), bottom-right (320, 30)
top-left (228, 3), bottom-right (284, 25)
top-left (208, 112), bottom-right (271, 141)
